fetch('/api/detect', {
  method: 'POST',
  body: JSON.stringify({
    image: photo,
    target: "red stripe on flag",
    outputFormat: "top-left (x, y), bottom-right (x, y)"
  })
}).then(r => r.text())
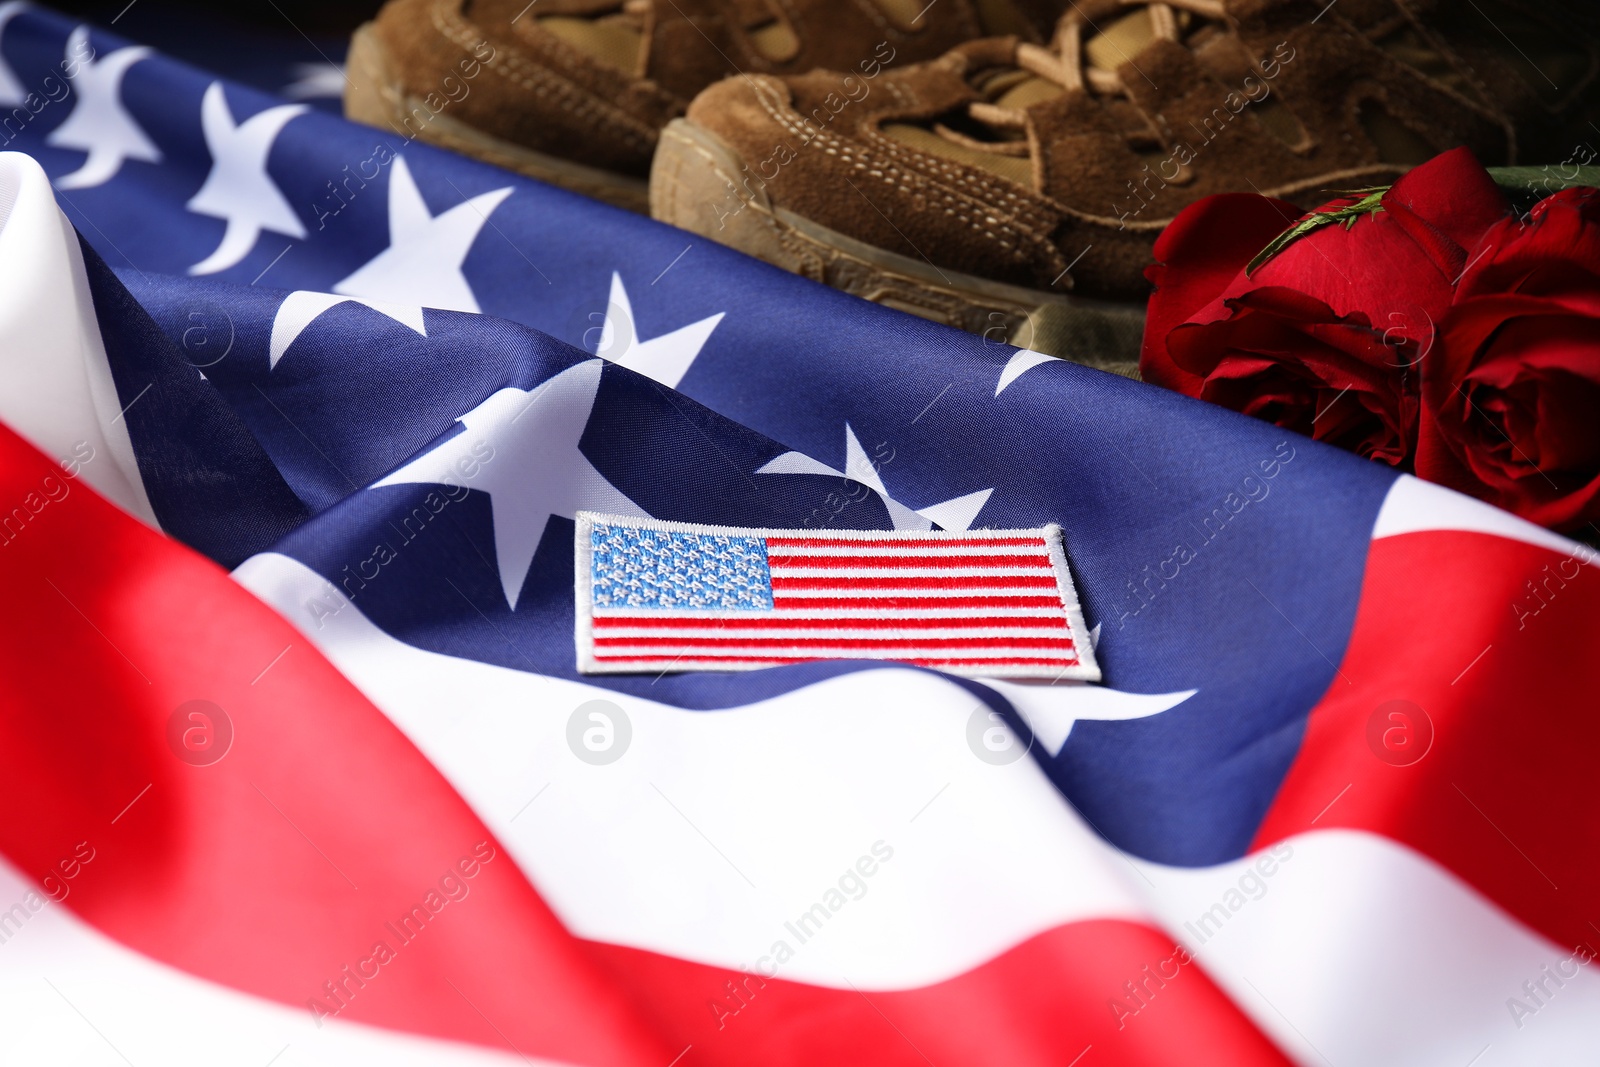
top-left (770, 595), bottom-right (1062, 610)
top-left (0, 424), bottom-right (668, 1066)
top-left (767, 554), bottom-right (1052, 570)
top-left (583, 922), bottom-right (1294, 1067)
top-left (592, 654), bottom-right (1080, 668)
top-left (592, 615), bottom-right (1069, 631)
top-left (1253, 529), bottom-right (1600, 960)
top-left (592, 636), bottom-right (1077, 650)
top-left (771, 575), bottom-right (1059, 590)
top-left (766, 536), bottom-right (1047, 551)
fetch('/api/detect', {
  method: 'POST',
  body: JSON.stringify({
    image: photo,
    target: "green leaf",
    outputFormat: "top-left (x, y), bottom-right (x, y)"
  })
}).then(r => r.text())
top-left (1245, 189), bottom-right (1387, 277)
top-left (1487, 165), bottom-right (1600, 216)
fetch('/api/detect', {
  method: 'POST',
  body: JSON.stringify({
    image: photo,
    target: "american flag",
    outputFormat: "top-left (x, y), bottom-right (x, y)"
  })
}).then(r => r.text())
top-left (0, 6), bottom-right (1595, 1065)
top-left (576, 514), bottom-right (1101, 677)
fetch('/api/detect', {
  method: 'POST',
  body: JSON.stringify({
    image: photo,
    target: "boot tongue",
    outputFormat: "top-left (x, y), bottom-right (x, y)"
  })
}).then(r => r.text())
top-left (469, 0), bottom-right (643, 71)
top-left (992, 6), bottom-right (1158, 110)
top-left (470, 0), bottom-right (616, 17)
top-left (537, 9), bottom-right (645, 72)
top-left (1084, 6), bottom-right (1161, 70)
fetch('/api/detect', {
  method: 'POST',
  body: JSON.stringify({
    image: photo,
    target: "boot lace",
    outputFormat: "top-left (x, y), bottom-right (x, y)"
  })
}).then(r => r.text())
top-left (961, 0), bottom-right (1226, 134)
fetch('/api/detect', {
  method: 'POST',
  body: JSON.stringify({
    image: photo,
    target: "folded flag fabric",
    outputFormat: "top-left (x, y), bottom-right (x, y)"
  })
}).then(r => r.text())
top-left (0, 7), bottom-right (1597, 1067)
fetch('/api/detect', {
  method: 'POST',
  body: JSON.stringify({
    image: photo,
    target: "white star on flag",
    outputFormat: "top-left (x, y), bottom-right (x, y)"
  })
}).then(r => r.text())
top-left (334, 155), bottom-right (512, 314)
top-left (47, 27), bottom-right (160, 190)
top-left (995, 349), bottom-right (1058, 396)
top-left (268, 291), bottom-right (427, 369)
top-left (185, 83), bottom-right (308, 275)
top-left (281, 61), bottom-right (346, 101)
top-left (987, 679), bottom-right (1196, 755)
top-left (757, 423), bottom-right (993, 531)
top-left (593, 272), bottom-right (723, 388)
top-left (372, 360), bottom-right (646, 610)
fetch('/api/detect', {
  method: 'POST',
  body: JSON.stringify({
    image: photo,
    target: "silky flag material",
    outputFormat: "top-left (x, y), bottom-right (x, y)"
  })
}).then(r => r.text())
top-left (0, 6), bottom-right (1596, 1066)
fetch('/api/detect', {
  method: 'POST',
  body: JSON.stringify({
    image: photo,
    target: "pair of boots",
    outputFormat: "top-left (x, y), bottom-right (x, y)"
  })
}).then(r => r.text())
top-left (346, 0), bottom-right (1600, 366)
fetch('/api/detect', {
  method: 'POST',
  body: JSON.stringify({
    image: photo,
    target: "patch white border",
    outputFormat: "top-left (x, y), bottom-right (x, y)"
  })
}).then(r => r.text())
top-left (575, 512), bottom-right (1101, 682)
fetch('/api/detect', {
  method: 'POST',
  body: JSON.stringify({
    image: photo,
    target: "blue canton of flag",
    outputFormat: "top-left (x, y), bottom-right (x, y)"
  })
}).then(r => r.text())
top-left (589, 521), bottom-right (775, 612)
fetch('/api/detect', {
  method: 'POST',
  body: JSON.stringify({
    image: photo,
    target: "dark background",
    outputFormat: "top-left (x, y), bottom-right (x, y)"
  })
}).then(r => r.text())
top-left (43, 0), bottom-right (386, 99)
top-left (52, 0), bottom-right (380, 35)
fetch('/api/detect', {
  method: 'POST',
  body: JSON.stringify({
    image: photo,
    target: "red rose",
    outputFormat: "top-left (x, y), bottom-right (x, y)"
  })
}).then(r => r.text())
top-left (1141, 148), bottom-right (1511, 465)
top-left (1165, 288), bottom-right (1420, 465)
top-left (1417, 187), bottom-right (1600, 532)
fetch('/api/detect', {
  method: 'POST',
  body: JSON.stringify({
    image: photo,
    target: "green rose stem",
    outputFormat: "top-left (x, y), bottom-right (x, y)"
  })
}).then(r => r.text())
top-left (1244, 165), bottom-right (1600, 278)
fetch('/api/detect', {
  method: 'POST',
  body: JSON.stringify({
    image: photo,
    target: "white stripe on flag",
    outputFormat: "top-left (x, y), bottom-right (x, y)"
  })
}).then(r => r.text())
top-left (237, 552), bottom-right (1600, 1067)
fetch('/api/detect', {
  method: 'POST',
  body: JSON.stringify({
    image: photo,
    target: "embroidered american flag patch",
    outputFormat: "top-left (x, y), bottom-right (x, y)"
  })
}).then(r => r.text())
top-left (575, 513), bottom-right (1101, 680)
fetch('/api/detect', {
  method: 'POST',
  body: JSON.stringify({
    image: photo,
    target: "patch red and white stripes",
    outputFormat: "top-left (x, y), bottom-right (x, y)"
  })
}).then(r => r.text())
top-left (575, 514), bottom-right (1100, 679)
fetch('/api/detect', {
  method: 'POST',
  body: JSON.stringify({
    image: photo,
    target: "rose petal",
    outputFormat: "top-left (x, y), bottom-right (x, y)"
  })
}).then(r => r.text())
top-left (1169, 290), bottom-right (1417, 464)
top-left (1193, 210), bottom-right (1459, 348)
top-left (1384, 146), bottom-right (1510, 258)
top-left (1141, 193), bottom-right (1299, 394)
top-left (1421, 291), bottom-right (1600, 530)
top-left (1460, 188), bottom-right (1600, 301)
